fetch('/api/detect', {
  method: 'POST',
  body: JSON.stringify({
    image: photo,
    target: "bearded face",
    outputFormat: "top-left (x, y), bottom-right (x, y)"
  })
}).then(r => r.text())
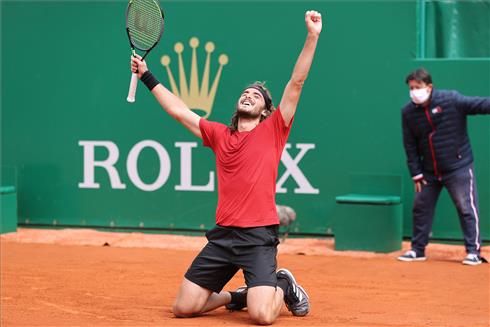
top-left (235, 87), bottom-right (267, 119)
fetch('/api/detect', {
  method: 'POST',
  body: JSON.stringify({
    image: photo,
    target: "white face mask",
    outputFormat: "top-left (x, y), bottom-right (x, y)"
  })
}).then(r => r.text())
top-left (410, 87), bottom-right (431, 104)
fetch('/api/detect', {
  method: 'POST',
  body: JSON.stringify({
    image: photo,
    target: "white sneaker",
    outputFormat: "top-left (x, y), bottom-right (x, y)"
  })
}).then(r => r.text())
top-left (462, 254), bottom-right (482, 266)
top-left (397, 250), bottom-right (427, 262)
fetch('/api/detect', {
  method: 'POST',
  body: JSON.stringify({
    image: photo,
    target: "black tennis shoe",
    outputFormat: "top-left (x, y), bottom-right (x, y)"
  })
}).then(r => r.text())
top-left (276, 268), bottom-right (310, 316)
top-left (225, 286), bottom-right (248, 311)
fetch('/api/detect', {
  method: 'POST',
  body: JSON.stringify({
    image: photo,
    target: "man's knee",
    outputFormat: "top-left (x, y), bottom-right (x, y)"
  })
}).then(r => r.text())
top-left (172, 301), bottom-right (201, 318)
top-left (172, 277), bottom-right (212, 318)
top-left (249, 308), bottom-right (277, 325)
top-left (247, 285), bottom-right (280, 325)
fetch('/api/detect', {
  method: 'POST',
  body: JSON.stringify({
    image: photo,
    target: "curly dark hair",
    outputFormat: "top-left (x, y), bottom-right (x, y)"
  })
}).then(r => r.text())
top-left (229, 82), bottom-right (275, 132)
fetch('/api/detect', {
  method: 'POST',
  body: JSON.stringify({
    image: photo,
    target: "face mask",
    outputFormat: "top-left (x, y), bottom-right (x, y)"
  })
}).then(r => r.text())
top-left (410, 87), bottom-right (430, 104)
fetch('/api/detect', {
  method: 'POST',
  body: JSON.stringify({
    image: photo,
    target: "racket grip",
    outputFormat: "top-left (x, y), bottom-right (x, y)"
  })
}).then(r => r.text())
top-left (127, 73), bottom-right (138, 103)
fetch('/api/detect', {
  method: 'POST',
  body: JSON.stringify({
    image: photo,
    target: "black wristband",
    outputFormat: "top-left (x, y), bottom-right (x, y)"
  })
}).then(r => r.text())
top-left (141, 70), bottom-right (160, 91)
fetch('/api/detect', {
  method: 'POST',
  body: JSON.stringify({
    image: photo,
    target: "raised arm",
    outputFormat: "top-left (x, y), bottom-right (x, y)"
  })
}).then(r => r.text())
top-left (279, 10), bottom-right (323, 126)
top-left (131, 55), bottom-right (202, 139)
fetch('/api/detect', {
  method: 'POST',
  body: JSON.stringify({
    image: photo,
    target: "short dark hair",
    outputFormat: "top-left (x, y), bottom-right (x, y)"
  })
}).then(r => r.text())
top-left (405, 68), bottom-right (432, 85)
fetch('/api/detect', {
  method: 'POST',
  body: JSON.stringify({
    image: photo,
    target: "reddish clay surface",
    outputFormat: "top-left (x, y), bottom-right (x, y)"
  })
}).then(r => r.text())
top-left (1, 228), bottom-right (489, 326)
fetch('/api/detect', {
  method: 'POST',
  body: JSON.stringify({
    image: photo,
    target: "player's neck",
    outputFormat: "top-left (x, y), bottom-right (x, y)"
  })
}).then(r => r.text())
top-left (237, 117), bottom-right (260, 132)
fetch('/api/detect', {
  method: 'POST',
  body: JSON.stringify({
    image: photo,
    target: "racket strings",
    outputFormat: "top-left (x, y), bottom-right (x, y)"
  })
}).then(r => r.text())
top-left (127, 0), bottom-right (163, 50)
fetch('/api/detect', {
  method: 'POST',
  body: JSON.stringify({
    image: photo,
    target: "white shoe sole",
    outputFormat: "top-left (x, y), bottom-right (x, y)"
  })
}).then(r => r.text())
top-left (397, 256), bottom-right (427, 262)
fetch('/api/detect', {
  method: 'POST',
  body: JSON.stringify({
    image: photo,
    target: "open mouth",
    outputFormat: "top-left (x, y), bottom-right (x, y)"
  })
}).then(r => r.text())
top-left (240, 99), bottom-right (254, 108)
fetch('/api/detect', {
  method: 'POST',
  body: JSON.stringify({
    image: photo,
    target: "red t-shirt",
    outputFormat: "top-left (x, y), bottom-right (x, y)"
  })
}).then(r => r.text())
top-left (199, 107), bottom-right (293, 227)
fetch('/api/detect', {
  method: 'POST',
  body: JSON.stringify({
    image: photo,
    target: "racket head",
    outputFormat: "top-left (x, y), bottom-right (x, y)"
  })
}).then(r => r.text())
top-left (126, 0), bottom-right (164, 52)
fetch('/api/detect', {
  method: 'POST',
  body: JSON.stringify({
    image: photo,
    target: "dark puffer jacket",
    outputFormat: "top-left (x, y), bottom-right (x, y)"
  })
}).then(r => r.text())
top-left (402, 89), bottom-right (490, 178)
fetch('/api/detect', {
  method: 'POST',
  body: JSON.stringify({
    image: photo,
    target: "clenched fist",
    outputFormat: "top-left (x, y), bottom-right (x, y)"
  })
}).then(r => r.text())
top-left (305, 10), bottom-right (322, 36)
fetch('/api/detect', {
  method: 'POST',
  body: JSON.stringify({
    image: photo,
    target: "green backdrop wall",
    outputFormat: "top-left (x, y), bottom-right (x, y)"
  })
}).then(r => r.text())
top-left (1, 0), bottom-right (489, 240)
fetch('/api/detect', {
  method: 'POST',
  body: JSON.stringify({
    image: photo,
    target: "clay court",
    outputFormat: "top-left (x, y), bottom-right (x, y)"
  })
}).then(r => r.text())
top-left (1, 228), bottom-right (489, 327)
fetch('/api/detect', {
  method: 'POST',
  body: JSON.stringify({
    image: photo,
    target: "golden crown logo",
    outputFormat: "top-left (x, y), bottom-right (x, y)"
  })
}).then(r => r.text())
top-left (160, 37), bottom-right (229, 118)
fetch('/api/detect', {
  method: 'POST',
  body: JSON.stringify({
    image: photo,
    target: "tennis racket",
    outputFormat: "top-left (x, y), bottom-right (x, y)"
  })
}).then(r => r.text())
top-left (126, 0), bottom-right (164, 103)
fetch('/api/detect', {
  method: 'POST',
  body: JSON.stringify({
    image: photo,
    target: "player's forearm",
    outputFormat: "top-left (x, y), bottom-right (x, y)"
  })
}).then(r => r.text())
top-left (290, 33), bottom-right (319, 86)
top-left (151, 84), bottom-right (203, 138)
top-left (151, 84), bottom-right (189, 119)
top-left (278, 33), bottom-right (320, 124)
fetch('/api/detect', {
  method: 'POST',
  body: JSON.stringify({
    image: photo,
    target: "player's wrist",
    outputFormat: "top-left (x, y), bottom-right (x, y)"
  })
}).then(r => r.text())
top-left (307, 31), bottom-right (320, 39)
top-left (141, 70), bottom-right (160, 91)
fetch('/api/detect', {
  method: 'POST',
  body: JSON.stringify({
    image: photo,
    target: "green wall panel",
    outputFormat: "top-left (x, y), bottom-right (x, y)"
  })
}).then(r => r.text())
top-left (425, 0), bottom-right (490, 58)
top-left (1, 0), bottom-right (489, 240)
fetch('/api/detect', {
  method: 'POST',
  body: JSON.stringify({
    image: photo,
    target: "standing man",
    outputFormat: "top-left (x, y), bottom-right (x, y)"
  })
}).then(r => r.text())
top-left (398, 68), bottom-right (489, 266)
top-left (131, 10), bottom-right (322, 324)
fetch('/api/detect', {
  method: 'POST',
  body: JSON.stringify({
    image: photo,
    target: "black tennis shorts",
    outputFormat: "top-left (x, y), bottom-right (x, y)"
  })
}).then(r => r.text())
top-left (184, 224), bottom-right (280, 293)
